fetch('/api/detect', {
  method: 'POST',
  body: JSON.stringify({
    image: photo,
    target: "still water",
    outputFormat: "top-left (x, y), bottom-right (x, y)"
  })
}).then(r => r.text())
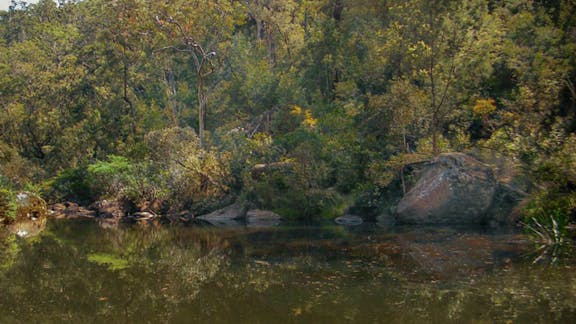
top-left (1, 220), bottom-right (575, 323)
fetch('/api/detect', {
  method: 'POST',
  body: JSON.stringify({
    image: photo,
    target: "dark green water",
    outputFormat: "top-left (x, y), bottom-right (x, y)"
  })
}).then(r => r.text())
top-left (1, 220), bottom-right (575, 323)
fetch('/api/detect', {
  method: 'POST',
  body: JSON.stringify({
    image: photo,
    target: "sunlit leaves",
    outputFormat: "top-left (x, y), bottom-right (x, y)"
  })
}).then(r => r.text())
top-left (290, 105), bottom-right (318, 129)
top-left (473, 98), bottom-right (496, 117)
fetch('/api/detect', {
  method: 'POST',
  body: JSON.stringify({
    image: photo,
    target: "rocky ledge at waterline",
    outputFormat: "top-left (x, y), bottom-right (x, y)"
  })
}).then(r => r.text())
top-left (46, 199), bottom-right (284, 229)
top-left (378, 153), bottom-right (524, 225)
top-left (197, 203), bottom-right (283, 228)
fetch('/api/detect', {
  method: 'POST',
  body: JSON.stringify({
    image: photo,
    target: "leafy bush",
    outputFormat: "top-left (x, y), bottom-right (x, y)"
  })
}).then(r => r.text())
top-left (144, 127), bottom-right (231, 212)
top-left (83, 155), bottom-right (169, 211)
top-left (520, 134), bottom-right (576, 244)
top-left (247, 172), bottom-right (345, 220)
top-left (301, 189), bottom-right (345, 219)
top-left (47, 167), bottom-right (91, 203)
top-left (245, 147), bottom-right (345, 221)
top-left (87, 155), bottom-right (135, 200)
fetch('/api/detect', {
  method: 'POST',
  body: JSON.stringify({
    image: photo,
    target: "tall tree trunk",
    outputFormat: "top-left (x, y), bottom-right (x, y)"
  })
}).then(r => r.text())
top-left (256, 18), bottom-right (263, 41)
top-left (432, 114), bottom-right (438, 156)
top-left (401, 128), bottom-right (408, 194)
top-left (197, 71), bottom-right (205, 149)
top-left (164, 68), bottom-right (178, 126)
top-left (123, 54), bottom-right (136, 134)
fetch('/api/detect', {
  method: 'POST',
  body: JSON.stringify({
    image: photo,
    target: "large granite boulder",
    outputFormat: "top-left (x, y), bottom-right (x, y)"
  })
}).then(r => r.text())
top-left (15, 192), bottom-right (47, 220)
top-left (396, 153), bottom-right (498, 224)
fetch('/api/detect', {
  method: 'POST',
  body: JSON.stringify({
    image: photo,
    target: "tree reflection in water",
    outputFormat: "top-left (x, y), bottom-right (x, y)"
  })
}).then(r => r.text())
top-left (0, 221), bottom-right (575, 323)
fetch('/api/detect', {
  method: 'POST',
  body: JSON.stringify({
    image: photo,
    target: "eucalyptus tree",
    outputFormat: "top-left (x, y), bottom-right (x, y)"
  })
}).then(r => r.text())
top-left (152, 0), bottom-right (241, 148)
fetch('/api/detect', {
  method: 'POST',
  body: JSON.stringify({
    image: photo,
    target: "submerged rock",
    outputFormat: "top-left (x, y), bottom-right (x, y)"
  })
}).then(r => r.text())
top-left (396, 153), bottom-right (498, 224)
top-left (335, 214), bottom-right (363, 226)
top-left (133, 211), bottom-right (155, 220)
top-left (246, 209), bottom-right (282, 228)
top-left (97, 217), bottom-right (121, 229)
top-left (130, 211), bottom-right (159, 226)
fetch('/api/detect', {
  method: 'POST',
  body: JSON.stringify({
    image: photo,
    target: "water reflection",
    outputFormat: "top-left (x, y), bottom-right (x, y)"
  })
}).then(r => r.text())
top-left (0, 221), bottom-right (575, 323)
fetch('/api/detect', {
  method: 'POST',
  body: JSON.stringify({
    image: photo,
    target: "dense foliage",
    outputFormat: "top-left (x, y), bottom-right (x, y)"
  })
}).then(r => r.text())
top-left (0, 0), bottom-right (574, 221)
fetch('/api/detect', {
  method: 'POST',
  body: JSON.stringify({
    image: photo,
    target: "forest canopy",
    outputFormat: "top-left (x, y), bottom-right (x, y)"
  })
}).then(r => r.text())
top-left (0, 0), bottom-right (575, 222)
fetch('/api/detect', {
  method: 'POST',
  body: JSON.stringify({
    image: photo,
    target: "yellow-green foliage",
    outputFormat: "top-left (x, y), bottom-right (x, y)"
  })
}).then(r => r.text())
top-left (144, 127), bottom-right (231, 211)
top-left (0, 0), bottom-right (574, 223)
top-left (472, 98), bottom-right (497, 117)
top-left (290, 105), bottom-right (318, 129)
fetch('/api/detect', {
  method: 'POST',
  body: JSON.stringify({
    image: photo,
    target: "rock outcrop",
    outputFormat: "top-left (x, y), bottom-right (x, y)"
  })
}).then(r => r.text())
top-left (396, 153), bottom-right (500, 224)
top-left (197, 203), bottom-right (283, 227)
top-left (49, 202), bottom-right (97, 219)
top-left (90, 199), bottom-right (133, 219)
top-left (197, 203), bottom-right (248, 226)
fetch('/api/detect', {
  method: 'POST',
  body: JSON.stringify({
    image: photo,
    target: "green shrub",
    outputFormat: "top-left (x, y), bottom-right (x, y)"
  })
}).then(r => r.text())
top-left (47, 167), bottom-right (91, 203)
top-left (84, 155), bottom-right (170, 210)
top-left (87, 155), bottom-right (135, 200)
top-left (144, 127), bottom-right (231, 212)
top-left (0, 189), bottom-right (17, 223)
top-left (246, 168), bottom-right (344, 221)
top-left (302, 189), bottom-right (345, 219)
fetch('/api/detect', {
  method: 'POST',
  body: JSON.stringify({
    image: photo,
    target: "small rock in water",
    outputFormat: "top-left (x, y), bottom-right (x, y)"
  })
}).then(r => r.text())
top-left (133, 211), bottom-right (155, 220)
top-left (335, 214), bottom-right (363, 226)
